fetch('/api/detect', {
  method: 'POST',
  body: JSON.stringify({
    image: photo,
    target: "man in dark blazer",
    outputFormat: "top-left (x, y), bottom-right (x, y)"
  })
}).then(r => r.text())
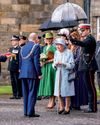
top-left (70, 23), bottom-right (98, 113)
top-left (95, 33), bottom-right (100, 91)
top-left (8, 35), bottom-right (21, 99)
top-left (0, 55), bottom-right (13, 75)
top-left (0, 55), bottom-right (7, 76)
top-left (19, 32), bottom-right (42, 117)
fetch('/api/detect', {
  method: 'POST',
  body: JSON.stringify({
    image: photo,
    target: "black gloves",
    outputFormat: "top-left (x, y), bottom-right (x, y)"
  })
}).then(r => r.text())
top-left (69, 36), bottom-right (77, 44)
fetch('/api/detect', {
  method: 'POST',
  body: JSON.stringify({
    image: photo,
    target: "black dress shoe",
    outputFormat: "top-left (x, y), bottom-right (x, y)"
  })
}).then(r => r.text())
top-left (15, 96), bottom-right (21, 99)
top-left (84, 109), bottom-right (97, 113)
top-left (24, 114), bottom-right (27, 117)
top-left (63, 110), bottom-right (70, 115)
top-left (97, 100), bottom-right (100, 104)
top-left (29, 114), bottom-right (40, 117)
top-left (73, 107), bottom-right (81, 110)
top-left (9, 96), bottom-right (16, 99)
top-left (58, 109), bottom-right (65, 114)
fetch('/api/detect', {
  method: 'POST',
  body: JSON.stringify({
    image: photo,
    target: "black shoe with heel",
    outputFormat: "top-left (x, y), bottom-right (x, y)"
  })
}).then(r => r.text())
top-left (63, 110), bottom-right (70, 115)
top-left (58, 109), bottom-right (65, 114)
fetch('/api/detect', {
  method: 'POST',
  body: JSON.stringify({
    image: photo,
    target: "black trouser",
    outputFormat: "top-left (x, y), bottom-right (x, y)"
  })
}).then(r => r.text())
top-left (18, 79), bottom-right (22, 97)
top-left (10, 71), bottom-right (20, 97)
top-left (97, 72), bottom-right (100, 90)
top-left (82, 71), bottom-right (97, 112)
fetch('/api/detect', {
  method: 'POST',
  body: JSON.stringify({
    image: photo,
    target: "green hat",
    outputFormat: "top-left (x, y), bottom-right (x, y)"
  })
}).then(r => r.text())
top-left (45, 32), bottom-right (53, 39)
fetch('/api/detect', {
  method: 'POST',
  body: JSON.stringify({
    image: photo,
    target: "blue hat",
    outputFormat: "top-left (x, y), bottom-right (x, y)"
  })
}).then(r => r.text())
top-left (54, 38), bottom-right (66, 47)
top-left (11, 35), bottom-right (20, 41)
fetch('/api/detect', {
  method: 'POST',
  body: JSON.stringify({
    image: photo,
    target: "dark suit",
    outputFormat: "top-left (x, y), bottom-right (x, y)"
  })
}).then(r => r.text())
top-left (95, 41), bottom-right (100, 90)
top-left (19, 41), bottom-right (41, 116)
top-left (0, 56), bottom-right (7, 62)
top-left (0, 56), bottom-right (7, 75)
top-left (8, 46), bottom-right (21, 98)
top-left (70, 34), bottom-right (98, 112)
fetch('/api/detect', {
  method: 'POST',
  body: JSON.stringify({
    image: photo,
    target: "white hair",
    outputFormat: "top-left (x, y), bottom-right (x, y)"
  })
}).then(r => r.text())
top-left (28, 32), bottom-right (37, 41)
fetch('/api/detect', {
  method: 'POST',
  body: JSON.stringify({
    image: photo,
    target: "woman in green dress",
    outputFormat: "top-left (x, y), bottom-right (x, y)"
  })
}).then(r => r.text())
top-left (38, 32), bottom-right (56, 108)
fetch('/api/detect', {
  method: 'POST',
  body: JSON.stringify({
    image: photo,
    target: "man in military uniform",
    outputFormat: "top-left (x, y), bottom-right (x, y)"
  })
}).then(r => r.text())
top-left (19, 33), bottom-right (42, 117)
top-left (8, 35), bottom-right (21, 99)
top-left (70, 23), bottom-right (98, 113)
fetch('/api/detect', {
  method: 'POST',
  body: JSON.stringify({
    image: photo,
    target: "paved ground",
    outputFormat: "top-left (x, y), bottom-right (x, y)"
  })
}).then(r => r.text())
top-left (0, 95), bottom-right (100, 125)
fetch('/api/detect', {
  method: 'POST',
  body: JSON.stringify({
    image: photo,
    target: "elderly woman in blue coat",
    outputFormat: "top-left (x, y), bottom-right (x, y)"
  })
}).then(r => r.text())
top-left (53, 38), bottom-right (75, 115)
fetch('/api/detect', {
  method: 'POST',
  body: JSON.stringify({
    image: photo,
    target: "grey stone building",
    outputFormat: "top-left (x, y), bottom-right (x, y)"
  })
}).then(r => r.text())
top-left (0, 0), bottom-right (100, 84)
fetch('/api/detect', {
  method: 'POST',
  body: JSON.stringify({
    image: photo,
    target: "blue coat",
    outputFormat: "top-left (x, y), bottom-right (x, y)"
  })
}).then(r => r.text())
top-left (53, 49), bottom-right (75, 97)
top-left (19, 41), bottom-right (42, 79)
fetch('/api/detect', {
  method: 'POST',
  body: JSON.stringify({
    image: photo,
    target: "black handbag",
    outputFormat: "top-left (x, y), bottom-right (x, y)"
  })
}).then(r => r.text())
top-left (68, 70), bottom-right (75, 82)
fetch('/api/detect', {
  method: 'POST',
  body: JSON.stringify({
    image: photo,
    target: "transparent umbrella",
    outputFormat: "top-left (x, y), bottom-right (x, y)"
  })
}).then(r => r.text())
top-left (51, 2), bottom-right (87, 22)
top-left (39, 2), bottom-right (87, 31)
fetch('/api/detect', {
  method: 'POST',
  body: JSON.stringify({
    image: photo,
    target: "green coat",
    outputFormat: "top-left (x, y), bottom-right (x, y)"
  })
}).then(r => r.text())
top-left (38, 45), bottom-right (56, 96)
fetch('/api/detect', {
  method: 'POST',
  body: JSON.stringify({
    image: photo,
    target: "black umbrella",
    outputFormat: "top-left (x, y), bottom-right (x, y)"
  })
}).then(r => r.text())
top-left (39, 19), bottom-right (78, 31)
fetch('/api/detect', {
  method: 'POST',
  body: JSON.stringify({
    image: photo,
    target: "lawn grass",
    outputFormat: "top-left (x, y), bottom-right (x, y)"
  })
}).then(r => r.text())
top-left (0, 85), bottom-right (12, 95)
top-left (0, 85), bottom-right (100, 96)
top-left (97, 88), bottom-right (100, 96)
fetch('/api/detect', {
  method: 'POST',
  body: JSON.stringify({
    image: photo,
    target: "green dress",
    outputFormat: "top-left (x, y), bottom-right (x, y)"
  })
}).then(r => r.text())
top-left (38, 45), bottom-right (56, 96)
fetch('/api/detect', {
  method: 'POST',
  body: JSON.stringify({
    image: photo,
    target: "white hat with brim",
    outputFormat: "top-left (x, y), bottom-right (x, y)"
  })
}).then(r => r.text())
top-left (58, 28), bottom-right (69, 36)
top-left (54, 38), bottom-right (66, 47)
top-left (78, 23), bottom-right (91, 29)
top-left (11, 35), bottom-right (20, 41)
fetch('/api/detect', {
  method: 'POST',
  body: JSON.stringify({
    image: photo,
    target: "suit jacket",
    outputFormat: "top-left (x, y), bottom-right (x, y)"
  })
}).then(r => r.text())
top-left (70, 34), bottom-right (98, 71)
top-left (95, 41), bottom-right (100, 72)
top-left (0, 56), bottom-right (7, 75)
top-left (19, 41), bottom-right (42, 79)
top-left (0, 56), bottom-right (7, 62)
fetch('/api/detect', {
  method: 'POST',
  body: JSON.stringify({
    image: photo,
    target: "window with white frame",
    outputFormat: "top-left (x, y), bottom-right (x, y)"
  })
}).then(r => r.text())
top-left (97, 17), bottom-right (100, 39)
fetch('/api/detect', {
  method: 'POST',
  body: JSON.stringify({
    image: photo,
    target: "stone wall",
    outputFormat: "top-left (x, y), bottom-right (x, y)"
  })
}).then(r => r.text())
top-left (0, 0), bottom-right (54, 85)
top-left (0, 0), bottom-right (99, 85)
top-left (91, 0), bottom-right (100, 37)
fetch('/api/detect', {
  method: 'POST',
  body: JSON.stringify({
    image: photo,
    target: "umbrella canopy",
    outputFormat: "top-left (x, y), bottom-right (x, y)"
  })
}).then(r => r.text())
top-left (39, 19), bottom-right (78, 31)
top-left (51, 2), bottom-right (87, 22)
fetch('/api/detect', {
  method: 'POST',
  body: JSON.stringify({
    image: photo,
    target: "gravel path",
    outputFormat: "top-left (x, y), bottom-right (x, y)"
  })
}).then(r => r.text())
top-left (0, 95), bottom-right (100, 125)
